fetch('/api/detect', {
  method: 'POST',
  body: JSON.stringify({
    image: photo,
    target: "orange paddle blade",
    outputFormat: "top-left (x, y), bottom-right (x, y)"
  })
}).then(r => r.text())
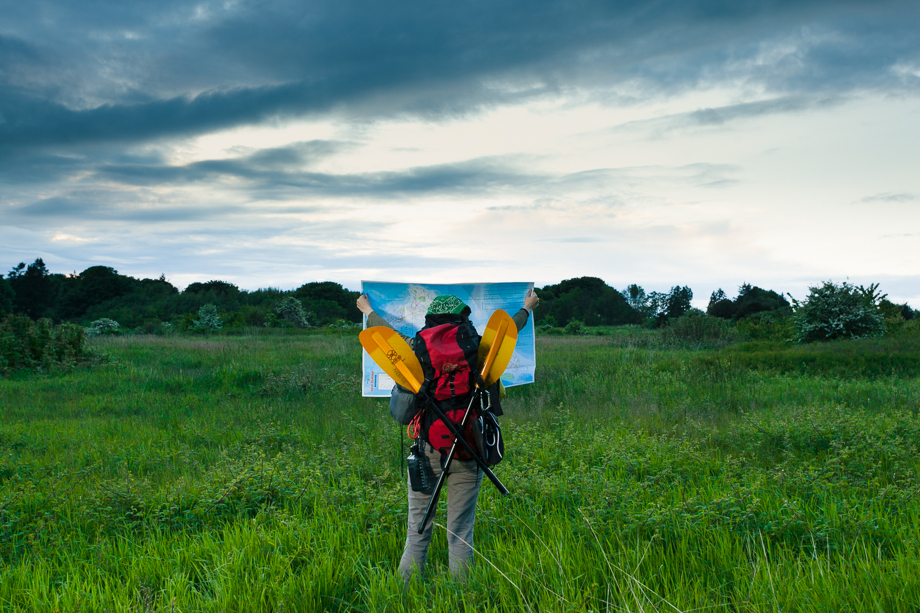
top-left (359, 327), bottom-right (424, 393)
top-left (477, 310), bottom-right (518, 388)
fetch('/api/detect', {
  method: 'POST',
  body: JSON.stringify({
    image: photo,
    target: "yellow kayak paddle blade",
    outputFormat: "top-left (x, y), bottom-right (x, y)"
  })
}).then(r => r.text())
top-left (478, 309), bottom-right (518, 388)
top-left (359, 327), bottom-right (425, 393)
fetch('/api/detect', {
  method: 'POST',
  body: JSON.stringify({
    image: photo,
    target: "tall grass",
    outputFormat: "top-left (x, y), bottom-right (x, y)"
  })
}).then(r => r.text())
top-left (1, 331), bottom-right (918, 611)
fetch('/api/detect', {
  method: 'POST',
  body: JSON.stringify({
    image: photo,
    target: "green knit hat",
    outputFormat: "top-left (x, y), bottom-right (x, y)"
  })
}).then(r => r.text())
top-left (427, 295), bottom-right (470, 316)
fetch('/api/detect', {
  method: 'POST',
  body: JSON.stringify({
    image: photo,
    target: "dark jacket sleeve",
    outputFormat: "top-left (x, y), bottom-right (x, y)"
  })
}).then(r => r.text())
top-left (512, 308), bottom-right (530, 332)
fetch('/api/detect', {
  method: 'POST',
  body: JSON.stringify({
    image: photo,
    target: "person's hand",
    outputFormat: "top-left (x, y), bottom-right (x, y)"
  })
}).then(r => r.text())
top-left (524, 288), bottom-right (540, 312)
top-left (356, 293), bottom-right (373, 315)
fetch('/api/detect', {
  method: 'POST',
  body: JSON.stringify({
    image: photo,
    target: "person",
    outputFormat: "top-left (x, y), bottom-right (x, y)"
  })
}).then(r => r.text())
top-left (356, 289), bottom-right (539, 582)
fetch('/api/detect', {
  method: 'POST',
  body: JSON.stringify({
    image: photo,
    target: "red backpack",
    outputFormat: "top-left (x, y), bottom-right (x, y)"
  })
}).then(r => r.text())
top-left (410, 314), bottom-right (481, 457)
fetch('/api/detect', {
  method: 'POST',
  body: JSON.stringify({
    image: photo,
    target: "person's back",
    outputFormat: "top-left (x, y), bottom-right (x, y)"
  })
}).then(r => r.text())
top-left (356, 290), bottom-right (539, 582)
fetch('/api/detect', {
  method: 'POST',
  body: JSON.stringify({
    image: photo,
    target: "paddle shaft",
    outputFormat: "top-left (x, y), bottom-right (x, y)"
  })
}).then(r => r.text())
top-left (417, 389), bottom-right (508, 534)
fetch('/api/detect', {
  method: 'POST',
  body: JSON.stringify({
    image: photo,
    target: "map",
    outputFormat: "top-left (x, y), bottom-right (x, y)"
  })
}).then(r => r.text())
top-left (361, 281), bottom-right (536, 397)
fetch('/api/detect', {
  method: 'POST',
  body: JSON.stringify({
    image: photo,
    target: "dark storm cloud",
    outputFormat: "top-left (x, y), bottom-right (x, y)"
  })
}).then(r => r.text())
top-left (95, 154), bottom-right (542, 198)
top-left (9, 193), bottom-right (238, 223)
top-left (3, 154), bottom-right (543, 224)
top-left (93, 155), bottom-right (734, 204)
top-left (2, 0), bottom-right (918, 156)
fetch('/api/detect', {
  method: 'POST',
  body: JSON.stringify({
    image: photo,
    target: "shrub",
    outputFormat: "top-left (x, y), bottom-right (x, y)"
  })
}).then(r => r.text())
top-left (885, 316), bottom-right (920, 338)
top-left (791, 281), bottom-right (885, 343)
top-left (564, 319), bottom-right (585, 335)
top-left (707, 298), bottom-right (736, 320)
top-left (192, 304), bottom-right (223, 332)
top-left (0, 315), bottom-right (87, 372)
top-left (734, 312), bottom-right (794, 342)
top-left (274, 297), bottom-right (312, 328)
top-left (86, 318), bottom-right (122, 336)
top-left (660, 309), bottom-right (739, 349)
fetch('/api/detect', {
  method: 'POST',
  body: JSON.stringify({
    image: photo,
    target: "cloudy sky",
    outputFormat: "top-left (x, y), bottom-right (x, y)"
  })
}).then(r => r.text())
top-left (2, 0), bottom-right (918, 305)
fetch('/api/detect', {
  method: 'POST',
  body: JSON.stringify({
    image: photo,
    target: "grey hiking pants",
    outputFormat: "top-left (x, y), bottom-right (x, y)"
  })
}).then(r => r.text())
top-left (399, 442), bottom-right (483, 582)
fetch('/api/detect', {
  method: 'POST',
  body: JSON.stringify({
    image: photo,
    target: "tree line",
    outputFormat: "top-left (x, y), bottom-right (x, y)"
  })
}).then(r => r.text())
top-left (0, 259), bottom-right (915, 336)
top-left (0, 259), bottom-right (362, 331)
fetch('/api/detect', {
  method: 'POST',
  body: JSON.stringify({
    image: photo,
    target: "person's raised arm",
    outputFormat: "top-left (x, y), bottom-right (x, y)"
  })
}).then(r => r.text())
top-left (357, 293), bottom-right (414, 344)
top-left (512, 288), bottom-right (540, 331)
top-left (356, 293), bottom-right (374, 317)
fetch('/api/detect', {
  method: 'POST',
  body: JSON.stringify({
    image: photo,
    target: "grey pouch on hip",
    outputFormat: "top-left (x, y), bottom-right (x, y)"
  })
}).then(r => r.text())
top-left (389, 384), bottom-right (419, 425)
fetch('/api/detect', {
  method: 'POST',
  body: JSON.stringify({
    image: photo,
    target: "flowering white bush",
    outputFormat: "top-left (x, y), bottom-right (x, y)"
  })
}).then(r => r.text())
top-left (86, 318), bottom-right (121, 336)
top-left (791, 281), bottom-right (885, 343)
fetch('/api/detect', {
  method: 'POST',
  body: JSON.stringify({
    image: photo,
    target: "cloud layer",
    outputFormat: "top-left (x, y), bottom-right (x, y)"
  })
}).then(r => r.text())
top-left (2, 0), bottom-right (919, 304)
top-left (3, 0), bottom-right (918, 153)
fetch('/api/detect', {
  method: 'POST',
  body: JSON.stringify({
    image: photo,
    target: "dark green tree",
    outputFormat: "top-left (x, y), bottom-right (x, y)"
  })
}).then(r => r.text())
top-left (734, 283), bottom-right (790, 319)
top-left (184, 280), bottom-right (240, 298)
top-left (879, 298), bottom-right (915, 321)
top-left (180, 280), bottom-right (242, 315)
top-left (8, 259), bottom-right (57, 319)
top-left (622, 284), bottom-right (649, 314)
top-left (0, 275), bottom-right (14, 316)
top-left (706, 284), bottom-right (790, 321)
top-left (294, 282), bottom-right (361, 325)
top-left (539, 277), bottom-right (642, 326)
top-left (644, 286), bottom-right (693, 327)
top-left (81, 274), bottom-right (179, 328)
top-left (59, 266), bottom-right (135, 319)
top-left (664, 286), bottom-right (693, 320)
top-left (707, 288), bottom-right (735, 319)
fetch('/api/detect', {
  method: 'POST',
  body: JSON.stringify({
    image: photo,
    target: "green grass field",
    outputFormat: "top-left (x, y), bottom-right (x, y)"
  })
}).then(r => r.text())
top-left (2, 331), bottom-right (919, 611)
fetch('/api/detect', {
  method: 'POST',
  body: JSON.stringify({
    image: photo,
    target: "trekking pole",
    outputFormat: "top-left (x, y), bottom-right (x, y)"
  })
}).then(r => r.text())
top-left (423, 389), bottom-right (507, 483)
top-left (417, 387), bottom-right (507, 534)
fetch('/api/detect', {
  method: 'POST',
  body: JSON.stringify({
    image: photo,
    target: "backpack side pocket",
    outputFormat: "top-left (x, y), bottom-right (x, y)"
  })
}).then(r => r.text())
top-left (389, 384), bottom-right (419, 425)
